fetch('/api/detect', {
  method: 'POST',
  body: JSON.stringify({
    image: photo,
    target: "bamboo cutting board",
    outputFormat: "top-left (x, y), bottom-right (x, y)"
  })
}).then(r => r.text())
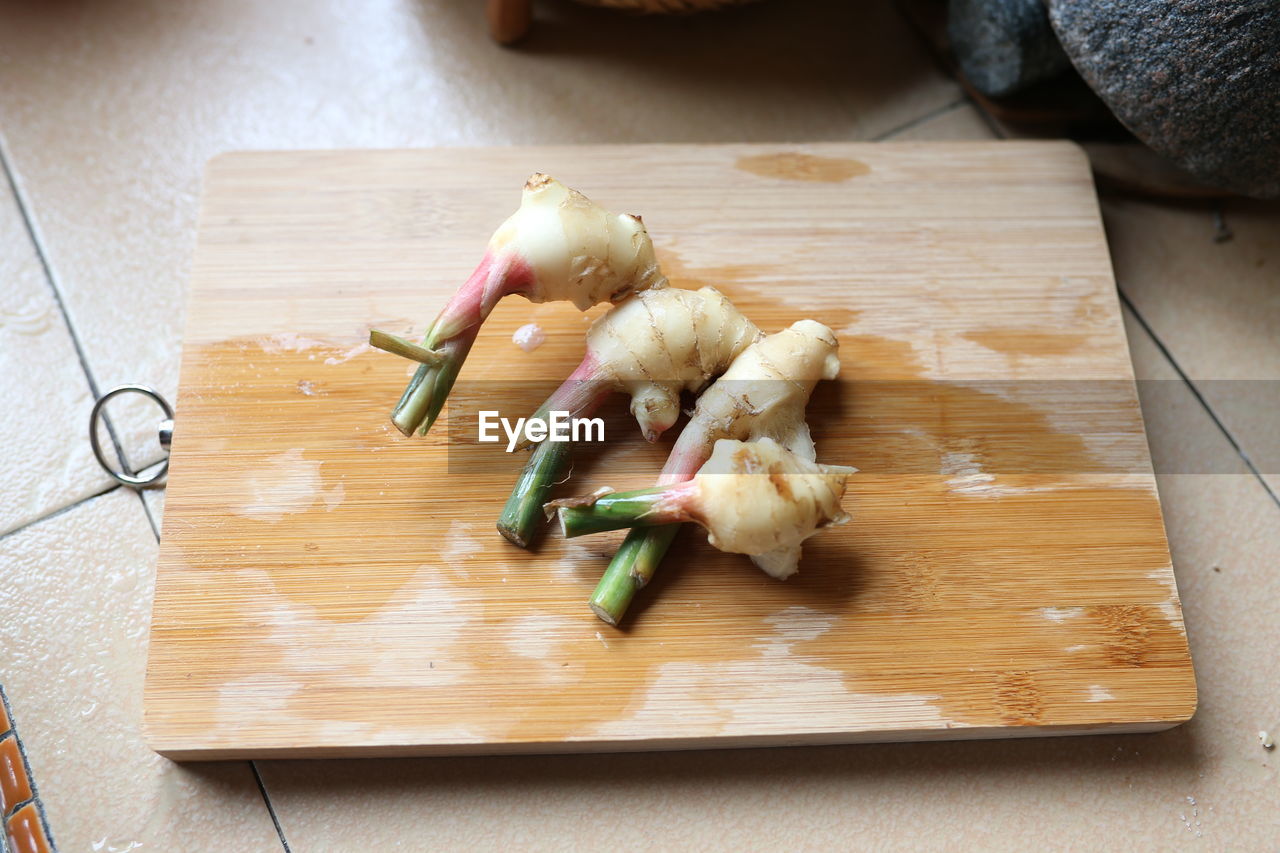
top-left (144, 144), bottom-right (1195, 760)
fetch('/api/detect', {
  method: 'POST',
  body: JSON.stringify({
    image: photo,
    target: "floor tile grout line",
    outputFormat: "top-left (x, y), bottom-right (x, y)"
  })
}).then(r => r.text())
top-left (0, 133), bottom-right (137, 479)
top-left (887, 0), bottom-right (1269, 501)
top-left (0, 483), bottom-right (122, 541)
top-left (889, 0), bottom-right (1265, 498)
top-left (6, 120), bottom-right (277, 840)
top-left (884, 0), bottom-right (1009, 141)
top-left (964, 92), bottom-right (1009, 140)
top-left (2, 465), bottom-right (282, 852)
top-left (3, 477), bottom-right (280, 848)
top-left (1119, 289), bottom-right (1280, 509)
top-left (873, 98), bottom-right (970, 141)
top-left (250, 761), bottom-right (293, 853)
top-left (0, 685), bottom-right (57, 851)
top-left (135, 489), bottom-right (161, 542)
top-left (132, 485), bottom-right (291, 852)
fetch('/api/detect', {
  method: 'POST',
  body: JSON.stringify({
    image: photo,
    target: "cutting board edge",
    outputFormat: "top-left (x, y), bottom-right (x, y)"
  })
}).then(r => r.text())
top-left (199, 139), bottom-right (1095, 172)
top-left (147, 142), bottom-right (1194, 760)
top-left (147, 715), bottom-right (1193, 762)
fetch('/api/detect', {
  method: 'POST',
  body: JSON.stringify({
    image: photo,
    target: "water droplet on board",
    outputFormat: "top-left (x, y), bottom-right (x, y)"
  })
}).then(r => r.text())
top-left (513, 323), bottom-right (546, 352)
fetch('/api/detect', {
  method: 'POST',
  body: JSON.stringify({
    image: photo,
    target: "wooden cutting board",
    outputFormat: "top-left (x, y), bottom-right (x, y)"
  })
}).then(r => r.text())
top-left (144, 144), bottom-right (1195, 760)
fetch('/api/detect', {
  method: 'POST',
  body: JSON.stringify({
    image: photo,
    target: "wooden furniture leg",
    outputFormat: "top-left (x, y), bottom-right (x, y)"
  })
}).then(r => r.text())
top-left (486, 0), bottom-right (533, 44)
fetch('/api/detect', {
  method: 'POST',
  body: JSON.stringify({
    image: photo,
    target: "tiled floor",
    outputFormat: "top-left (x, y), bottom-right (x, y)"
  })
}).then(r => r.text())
top-left (0, 166), bottom-right (116, 537)
top-left (0, 0), bottom-right (1276, 850)
top-left (0, 490), bottom-right (282, 852)
top-left (1105, 199), bottom-right (1280, 495)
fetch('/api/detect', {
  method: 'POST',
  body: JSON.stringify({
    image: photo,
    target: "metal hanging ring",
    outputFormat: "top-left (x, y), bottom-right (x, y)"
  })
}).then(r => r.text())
top-left (89, 384), bottom-right (174, 487)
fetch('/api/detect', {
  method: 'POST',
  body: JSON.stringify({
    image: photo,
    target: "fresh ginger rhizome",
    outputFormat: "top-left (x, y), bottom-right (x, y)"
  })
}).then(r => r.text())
top-left (372, 173), bottom-right (852, 624)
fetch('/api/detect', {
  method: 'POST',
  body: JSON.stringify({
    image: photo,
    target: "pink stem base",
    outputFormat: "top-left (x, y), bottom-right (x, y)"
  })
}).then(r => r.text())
top-left (391, 247), bottom-right (536, 436)
top-left (656, 422), bottom-right (715, 486)
top-left (537, 354), bottom-right (612, 418)
top-left (429, 248), bottom-right (535, 346)
top-left (513, 354), bottom-right (614, 450)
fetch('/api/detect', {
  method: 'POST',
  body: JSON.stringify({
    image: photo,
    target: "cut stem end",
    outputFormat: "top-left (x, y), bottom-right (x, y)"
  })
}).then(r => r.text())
top-left (369, 330), bottom-right (445, 365)
top-left (586, 524), bottom-right (681, 624)
top-left (496, 522), bottom-right (528, 549)
top-left (589, 600), bottom-right (622, 627)
top-left (497, 437), bottom-right (575, 549)
top-left (389, 248), bottom-right (531, 437)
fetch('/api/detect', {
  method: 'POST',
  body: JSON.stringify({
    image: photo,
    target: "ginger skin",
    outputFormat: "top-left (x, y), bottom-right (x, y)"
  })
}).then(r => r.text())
top-left (658, 319), bottom-right (842, 483)
top-left (556, 437), bottom-right (852, 578)
top-left (378, 174), bottom-right (668, 437)
top-left (488, 173), bottom-right (668, 310)
top-left (528, 286), bottom-right (761, 444)
top-left (584, 319), bottom-right (843, 623)
top-left (499, 286), bottom-right (759, 547)
top-left (685, 438), bottom-right (852, 578)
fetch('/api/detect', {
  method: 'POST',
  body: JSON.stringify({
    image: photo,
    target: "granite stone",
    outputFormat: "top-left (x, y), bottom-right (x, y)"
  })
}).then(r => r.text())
top-left (948, 0), bottom-right (1072, 97)
top-left (1050, 0), bottom-right (1280, 197)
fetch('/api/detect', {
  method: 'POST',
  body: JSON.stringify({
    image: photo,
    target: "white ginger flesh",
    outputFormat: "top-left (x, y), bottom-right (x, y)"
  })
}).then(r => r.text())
top-left (588, 286), bottom-right (761, 440)
top-left (687, 438), bottom-right (852, 579)
top-left (489, 174), bottom-right (668, 309)
top-left (683, 319), bottom-right (841, 463)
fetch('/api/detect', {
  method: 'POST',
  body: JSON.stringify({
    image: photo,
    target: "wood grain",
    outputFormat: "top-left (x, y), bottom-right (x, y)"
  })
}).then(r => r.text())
top-left (143, 144), bottom-right (1195, 759)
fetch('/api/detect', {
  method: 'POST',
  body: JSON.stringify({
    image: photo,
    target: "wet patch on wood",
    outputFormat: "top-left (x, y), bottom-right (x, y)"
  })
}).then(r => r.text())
top-left (736, 152), bottom-right (871, 183)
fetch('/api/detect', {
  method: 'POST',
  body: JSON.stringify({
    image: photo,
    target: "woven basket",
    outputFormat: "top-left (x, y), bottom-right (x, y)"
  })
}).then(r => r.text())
top-left (573, 0), bottom-right (756, 11)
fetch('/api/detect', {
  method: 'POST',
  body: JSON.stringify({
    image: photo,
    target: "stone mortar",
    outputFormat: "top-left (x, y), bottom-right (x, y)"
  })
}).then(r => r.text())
top-left (1049, 0), bottom-right (1280, 198)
